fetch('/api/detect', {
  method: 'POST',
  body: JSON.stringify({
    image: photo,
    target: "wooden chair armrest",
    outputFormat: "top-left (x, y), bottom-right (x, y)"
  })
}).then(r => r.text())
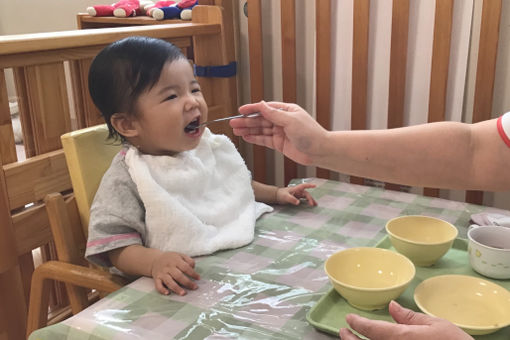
top-left (32, 261), bottom-right (125, 292)
top-left (27, 261), bottom-right (126, 338)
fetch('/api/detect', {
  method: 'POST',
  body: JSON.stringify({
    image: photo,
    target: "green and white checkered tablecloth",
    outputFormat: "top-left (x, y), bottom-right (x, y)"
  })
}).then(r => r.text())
top-left (29, 178), bottom-right (510, 340)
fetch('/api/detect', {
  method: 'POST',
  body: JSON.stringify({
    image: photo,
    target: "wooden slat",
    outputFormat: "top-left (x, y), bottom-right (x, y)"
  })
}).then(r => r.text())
top-left (24, 62), bottom-right (72, 154)
top-left (0, 38), bottom-right (191, 69)
top-left (12, 204), bottom-right (52, 255)
top-left (77, 13), bottom-right (187, 29)
top-left (427, 0), bottom-right (454, 123)
top-left (385, 0), bottom-right (410, 192)
top-left (192, 5), bottom-right (235, 140)
top-left (40, 242), bottom-right (69, 314)
top-left (0, 23), bottom-right (219, 56)
top-left (209, 0), bottom-right (238, 121)
top-left (0, 69), bottom-right (18, 165)
top-left (350, 0), bottom-right (370, 185)
top-left (18, 252), bottom-right (35, 311)
top-left (387, 0), bottom-right (409, 129)
top-left (4, 150), bottom-right (71, 210)
top-left (0, 158), bottom-right (27, 340)
top-left (13, 67), bottom-right (36, 157)
top-left (466, 0), bottom-right (502, 205)
top-left (0, 46), bottom-right (103, 69)
top-left (44, 194), bottom-right (88, 314)
top-left (247, 0), bottom-right (266, 182)
top-left (281, 0), bottom-right (298, 185)
top-left (68, 58), bottom-right (103, 129)
top-left (423, 0), bottom-right (454, 198)
top-left (316, 0), bottom-right (332, 180)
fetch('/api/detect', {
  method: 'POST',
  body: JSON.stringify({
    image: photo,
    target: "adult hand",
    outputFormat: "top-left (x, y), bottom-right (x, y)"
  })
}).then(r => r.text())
top-left (151, 251), bottom-right (200, 296)
top-left (339, 301), bottom-right (473, 340)
top-left (230, 101), bottom-right (328, 166)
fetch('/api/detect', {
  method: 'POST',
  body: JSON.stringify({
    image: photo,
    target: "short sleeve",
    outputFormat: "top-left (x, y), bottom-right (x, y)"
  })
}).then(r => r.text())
top-left (497, 112), bottom-right (510, 148)
top-left (85, 153), bottom-right (146, 267)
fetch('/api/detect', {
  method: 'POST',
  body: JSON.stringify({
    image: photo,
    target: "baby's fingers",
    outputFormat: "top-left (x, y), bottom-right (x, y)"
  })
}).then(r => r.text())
top-left (303, 191), bottom-right (317, 206)
top-left (178, 261), bottom-right (201, 281)
top-left (180, 254), bottom-right (196, 268)
top-left (162, 274), bottom-right (187, 296)
top-left (296, 183), bottom-right (316, 190)
top-left (171, 268), bottom-right (198, 291)
top-left (154, 278), bottom-right (170, 295)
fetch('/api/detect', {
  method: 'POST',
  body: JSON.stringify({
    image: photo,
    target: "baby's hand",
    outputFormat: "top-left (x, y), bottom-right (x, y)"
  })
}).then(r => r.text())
top-left (151, 252), bottom-right (200, 296)
top-left (276, 183), bottom-right (317, 206)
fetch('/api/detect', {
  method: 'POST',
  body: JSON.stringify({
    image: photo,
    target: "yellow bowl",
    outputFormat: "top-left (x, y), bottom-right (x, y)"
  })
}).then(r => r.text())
top-left (385, 215), bottom-right (458, 266)
top-left (414, 275), bottom-right (510, 335)
top-left (324, 247), bottom-right (415, 311)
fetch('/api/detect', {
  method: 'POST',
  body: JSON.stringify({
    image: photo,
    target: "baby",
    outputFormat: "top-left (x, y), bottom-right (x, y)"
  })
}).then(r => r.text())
top-left (85, 36), bottom-right (317, 296)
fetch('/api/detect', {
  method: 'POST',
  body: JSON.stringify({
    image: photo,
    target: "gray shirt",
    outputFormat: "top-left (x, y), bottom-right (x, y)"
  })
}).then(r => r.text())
top-left (85, 148), bottom-right (146, 268)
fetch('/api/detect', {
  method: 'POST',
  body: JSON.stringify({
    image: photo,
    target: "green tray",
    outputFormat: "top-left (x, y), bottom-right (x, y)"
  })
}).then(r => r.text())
top-left (306, 235), bottom-right (510, 339)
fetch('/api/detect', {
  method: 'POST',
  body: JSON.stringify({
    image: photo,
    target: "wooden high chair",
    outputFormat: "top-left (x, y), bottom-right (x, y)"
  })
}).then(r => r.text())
top-left (26, 124), bottom-right (126, 337)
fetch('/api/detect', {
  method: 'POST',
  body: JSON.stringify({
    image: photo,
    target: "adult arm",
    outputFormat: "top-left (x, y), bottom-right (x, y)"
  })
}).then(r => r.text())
top-left (231, 101), bottom-right (510, 191)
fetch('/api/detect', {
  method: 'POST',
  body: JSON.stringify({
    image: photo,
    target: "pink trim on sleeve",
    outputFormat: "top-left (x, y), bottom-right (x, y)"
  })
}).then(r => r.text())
top-left (87, 232), bottom-right (140, 248)
top-left (497, 113), bottom-right (510, 148)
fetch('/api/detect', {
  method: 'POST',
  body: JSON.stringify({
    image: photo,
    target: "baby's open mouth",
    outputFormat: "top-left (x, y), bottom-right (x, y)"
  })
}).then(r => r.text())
top-left (184, 117), bottom-right (200, 134)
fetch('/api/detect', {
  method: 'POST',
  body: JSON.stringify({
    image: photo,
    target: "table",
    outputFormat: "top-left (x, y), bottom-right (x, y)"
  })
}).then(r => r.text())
top-left (29, 178), bottom-right (510, 339)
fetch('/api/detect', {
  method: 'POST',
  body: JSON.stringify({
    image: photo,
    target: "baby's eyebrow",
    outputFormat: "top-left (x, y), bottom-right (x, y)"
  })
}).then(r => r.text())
top-left (158, 85), bottom-right (178, 95)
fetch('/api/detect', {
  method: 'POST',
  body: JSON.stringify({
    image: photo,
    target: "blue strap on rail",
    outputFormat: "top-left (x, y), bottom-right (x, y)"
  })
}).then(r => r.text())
top-left (194, 61), bottom-right (237, 78)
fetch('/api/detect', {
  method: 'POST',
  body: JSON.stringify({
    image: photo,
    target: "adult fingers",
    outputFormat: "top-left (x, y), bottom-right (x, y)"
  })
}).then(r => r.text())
top-left (265, 101), bottom-right (301, 112)
top-left (239, 101), bottom-right (295, 127)
top-left (229, 116), bottom-right (273, 129)
top-left (241, 135), bottom-right (276, 149)
top-left (339, 328), bottom-right (363, 340)
top-left (388, 300), bottom-right (434, 326)
top-left (229, 126), bottom-right (275, 138)
top-left (239, 101), bottom-right (295, 116)
top-left (345, 313), bottom-right (401, 340)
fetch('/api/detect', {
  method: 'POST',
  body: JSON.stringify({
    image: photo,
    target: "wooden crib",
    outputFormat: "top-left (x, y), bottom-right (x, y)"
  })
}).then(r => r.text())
top-left (0, 3), bottom-right (237, 339)
top-left (241, 0), bottom-right (502, 206)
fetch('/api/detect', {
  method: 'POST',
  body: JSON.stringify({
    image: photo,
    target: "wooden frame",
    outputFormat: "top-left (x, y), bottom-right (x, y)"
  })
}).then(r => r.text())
top-left (0, 4), bottom-right (237, 338)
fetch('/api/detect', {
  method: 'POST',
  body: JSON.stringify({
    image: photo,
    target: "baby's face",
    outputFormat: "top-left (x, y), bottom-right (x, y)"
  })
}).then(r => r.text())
top-left (133, 58), bottom-right (208, 156)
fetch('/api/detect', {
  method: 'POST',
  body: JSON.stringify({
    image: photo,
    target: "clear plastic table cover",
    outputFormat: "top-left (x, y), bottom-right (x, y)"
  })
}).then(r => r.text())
top-left (29, 178), bottom-right (500, 340)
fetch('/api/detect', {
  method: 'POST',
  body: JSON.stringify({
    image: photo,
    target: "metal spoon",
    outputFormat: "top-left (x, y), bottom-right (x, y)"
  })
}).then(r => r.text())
top-left (191, 112), bottom-right (261, 129)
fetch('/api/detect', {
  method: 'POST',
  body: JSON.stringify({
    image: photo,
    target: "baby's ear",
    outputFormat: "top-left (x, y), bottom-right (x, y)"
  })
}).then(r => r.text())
top-left (111, 113), bottom-right (139, 137)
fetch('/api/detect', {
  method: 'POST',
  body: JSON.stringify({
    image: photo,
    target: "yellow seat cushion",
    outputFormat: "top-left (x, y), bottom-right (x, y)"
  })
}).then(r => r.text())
top-left (61, 124), bottom-right (121, 236)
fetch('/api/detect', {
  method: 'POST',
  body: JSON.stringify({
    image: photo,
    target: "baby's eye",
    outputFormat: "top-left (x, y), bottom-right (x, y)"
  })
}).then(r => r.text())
top-left (165, 94), bottom-right (177, 101)
top-left (191, 88), bottom-right (201, 93)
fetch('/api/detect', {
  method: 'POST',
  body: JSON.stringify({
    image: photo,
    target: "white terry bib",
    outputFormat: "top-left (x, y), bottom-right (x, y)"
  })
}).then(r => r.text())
top-left (125, 128), bottom-right (273, 256)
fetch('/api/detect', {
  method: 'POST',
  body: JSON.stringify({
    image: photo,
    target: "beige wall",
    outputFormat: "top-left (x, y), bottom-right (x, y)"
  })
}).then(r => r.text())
top-left (0, 0), bottom-right (106, 34)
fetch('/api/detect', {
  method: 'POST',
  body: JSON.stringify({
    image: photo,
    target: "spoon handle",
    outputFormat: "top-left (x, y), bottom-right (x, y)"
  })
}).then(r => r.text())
top-left (199, 112), bottom-right (261, 127)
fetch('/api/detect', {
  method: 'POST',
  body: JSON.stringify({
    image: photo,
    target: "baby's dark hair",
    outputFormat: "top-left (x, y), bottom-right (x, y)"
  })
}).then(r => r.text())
top-left (88, 36), bottom-right (186, 140)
